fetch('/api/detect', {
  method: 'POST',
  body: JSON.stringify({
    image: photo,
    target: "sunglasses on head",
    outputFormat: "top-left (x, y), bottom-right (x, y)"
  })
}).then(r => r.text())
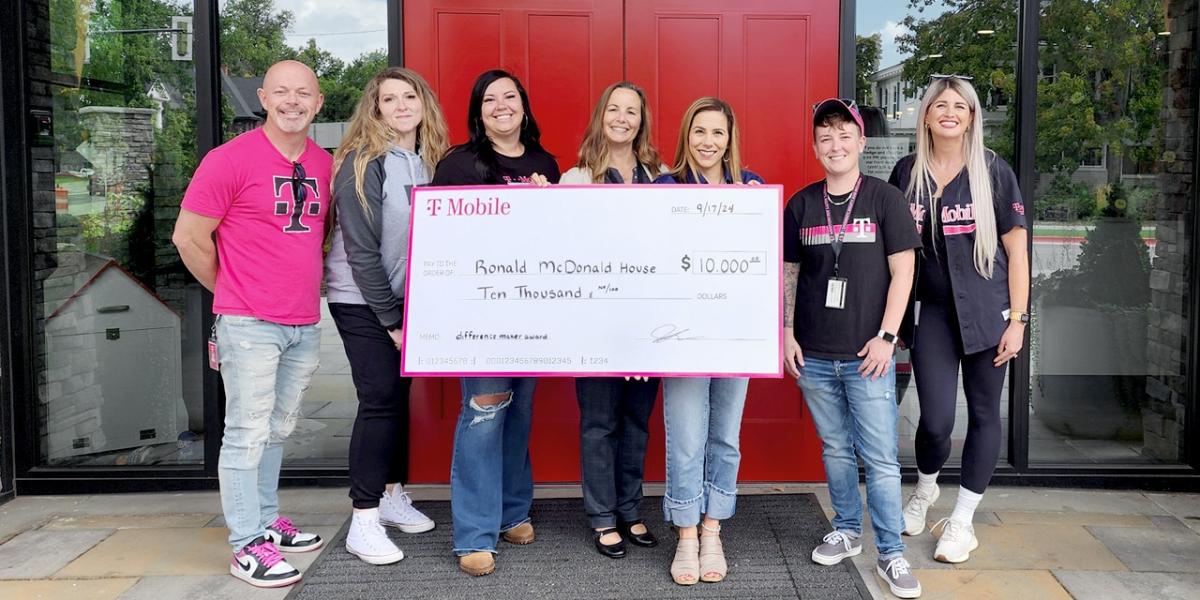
top-left (930, 73), bottom-right (974, 82)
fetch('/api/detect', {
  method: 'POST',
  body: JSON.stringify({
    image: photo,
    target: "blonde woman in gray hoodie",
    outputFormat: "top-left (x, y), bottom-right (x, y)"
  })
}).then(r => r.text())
top-left (324, 67), bottom-right (449, 565)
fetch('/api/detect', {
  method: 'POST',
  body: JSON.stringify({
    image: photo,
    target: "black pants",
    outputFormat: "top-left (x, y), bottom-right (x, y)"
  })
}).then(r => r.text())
top-left (575, 377), bottom-right (659, 529)
top-left (329, 303), bottom-right (411, 509)
top-left (911, 302), bottom-right (1007, 494)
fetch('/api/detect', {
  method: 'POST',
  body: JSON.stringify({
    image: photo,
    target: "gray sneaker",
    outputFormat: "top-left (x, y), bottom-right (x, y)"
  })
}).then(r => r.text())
top-left (877, 556), bottom-right (922, 598)
top-left (811, 530), bottom-right (862, 565)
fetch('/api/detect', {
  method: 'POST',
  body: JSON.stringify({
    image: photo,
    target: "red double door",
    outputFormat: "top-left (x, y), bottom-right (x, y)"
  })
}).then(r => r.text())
top-left (404, 0), bottom-right (839, 483)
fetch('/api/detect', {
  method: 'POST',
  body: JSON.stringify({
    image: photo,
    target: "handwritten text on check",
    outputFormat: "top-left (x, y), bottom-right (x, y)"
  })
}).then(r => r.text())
top-left (401, 184), bottom-right (783, 377)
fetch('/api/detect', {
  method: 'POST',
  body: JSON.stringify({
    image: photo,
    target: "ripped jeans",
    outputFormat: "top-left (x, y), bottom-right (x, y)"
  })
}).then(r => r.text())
top-left (451, 377), bottom-right (536, 555)
top-left (662, 377), bottom-right (748, 527)
top-left (216, 315), bottom-right (320, 551)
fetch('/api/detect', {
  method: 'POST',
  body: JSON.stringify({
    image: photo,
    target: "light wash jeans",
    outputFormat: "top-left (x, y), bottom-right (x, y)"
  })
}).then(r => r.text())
top-left (662, 377), bottom-right (748, 527)
top-left (450, 377), bottom-right (536, 555)
top-left (216, 315), bottom-right (320, 551)
top-left (797, 357), bottom-right (905, 558)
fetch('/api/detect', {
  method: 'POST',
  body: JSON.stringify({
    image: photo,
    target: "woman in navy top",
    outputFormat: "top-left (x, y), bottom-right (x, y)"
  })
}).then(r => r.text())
top-left (888, 76), bottom-right (1029, 565)
top-left (655, 97), bottom-right (760, 586)
top-left (560, 82), bottom-right (666, 559)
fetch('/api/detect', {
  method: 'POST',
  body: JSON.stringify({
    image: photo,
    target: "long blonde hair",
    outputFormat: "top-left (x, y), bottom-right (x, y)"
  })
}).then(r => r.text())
top-left (332, 67), bottom-right (450, 220)
top-left (906, 77), bottom-right (998, 278)
top-left (668, 97), bottom-right (744, 183)
top-left (576, 82), bottom-right (661, 182)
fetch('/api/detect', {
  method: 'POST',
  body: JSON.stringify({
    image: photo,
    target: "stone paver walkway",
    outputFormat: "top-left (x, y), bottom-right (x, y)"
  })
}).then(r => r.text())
top-left (0, 485), bottom-right (1197, 599)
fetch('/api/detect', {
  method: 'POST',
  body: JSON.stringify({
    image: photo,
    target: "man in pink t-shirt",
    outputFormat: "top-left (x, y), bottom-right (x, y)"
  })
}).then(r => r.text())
top-left (173, 60), bottom-right (331, 589)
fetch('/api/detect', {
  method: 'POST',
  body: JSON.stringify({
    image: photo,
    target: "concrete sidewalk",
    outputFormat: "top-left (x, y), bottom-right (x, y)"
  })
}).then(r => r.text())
top-left (0, 485), bottom-right (1197, 599)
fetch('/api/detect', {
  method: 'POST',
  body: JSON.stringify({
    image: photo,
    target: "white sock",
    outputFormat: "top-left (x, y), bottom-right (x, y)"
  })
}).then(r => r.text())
top-left (951, 487), bottom-right (983, 524)
top-left (915, 471), bottom-right (939, 498)
top-left (385, 483), bottom-right (404, 497)
top-left (353, 507), bottom-right (380, 521)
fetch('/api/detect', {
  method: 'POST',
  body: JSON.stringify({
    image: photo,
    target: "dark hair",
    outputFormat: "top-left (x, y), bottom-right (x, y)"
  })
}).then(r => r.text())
top-left (463, 69), bottom-right (548, 183)
top-left (813, 111), bottom-right (859, 137)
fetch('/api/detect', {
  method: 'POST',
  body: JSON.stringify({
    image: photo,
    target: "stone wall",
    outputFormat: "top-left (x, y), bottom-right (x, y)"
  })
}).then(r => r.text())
top-left (27, 0), bottom-right (56, 456)
top-left (76, 107), bottom-right (156, 195)
top-left (1144, 0), bottom-right (1197, 462)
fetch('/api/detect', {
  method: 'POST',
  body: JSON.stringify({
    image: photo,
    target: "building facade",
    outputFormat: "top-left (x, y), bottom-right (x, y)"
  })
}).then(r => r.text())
top-left (1, 0), bottom-right (1198, 497)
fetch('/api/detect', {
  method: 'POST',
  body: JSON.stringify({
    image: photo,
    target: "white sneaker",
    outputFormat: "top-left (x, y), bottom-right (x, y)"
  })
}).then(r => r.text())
top-left (230, 537), bottom-right (302, 588)
top-left (346, 512), bottom-right (405, 565)
top-left (902, 484), bottom-right (940, 536)
top-left (380, 489), bottom-right (436, 534)
top-left (931, 517), bottom-right (978, 563)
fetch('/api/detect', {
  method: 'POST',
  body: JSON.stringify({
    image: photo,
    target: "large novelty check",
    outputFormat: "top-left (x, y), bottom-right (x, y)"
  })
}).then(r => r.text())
top-left (400, 184), bottom-right (783, 377)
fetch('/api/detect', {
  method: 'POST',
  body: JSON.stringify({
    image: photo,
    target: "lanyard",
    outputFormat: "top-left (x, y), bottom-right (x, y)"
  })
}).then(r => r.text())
top-left (822, 175), bottom-right (863, 277)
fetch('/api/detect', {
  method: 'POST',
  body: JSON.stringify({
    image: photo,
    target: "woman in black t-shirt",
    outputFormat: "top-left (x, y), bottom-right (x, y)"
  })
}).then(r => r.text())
top-left (431, 70), bottom-right (559, 186)
top-left (888, 76), bottom-right (1029, 566)
top-left (431, 69), bottom-right (559, 578)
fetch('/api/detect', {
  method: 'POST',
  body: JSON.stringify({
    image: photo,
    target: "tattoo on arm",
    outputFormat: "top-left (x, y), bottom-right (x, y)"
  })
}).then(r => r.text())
top-left (783, 262), bottom-right (800, 328)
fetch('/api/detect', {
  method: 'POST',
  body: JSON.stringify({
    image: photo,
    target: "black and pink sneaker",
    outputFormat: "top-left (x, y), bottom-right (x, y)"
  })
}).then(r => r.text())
top-left (230, 537), bottom-right (302, 588)
top-left (265, 516), bottom-right (324, 552)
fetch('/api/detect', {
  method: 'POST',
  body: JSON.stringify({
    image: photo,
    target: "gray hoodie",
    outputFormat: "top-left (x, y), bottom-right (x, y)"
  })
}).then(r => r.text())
top-left (324, 146), bottom-right (427, 328)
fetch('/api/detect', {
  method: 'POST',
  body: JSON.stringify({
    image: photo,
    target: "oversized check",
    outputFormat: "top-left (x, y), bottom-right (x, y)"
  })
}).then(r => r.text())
top-left (401, 184), bottom-right (783, 377)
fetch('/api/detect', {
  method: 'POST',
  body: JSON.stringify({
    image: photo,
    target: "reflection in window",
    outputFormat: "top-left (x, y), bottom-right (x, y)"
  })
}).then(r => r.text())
top-left (34, 0), bottom-right (202, 466)
top-left (1030, 0), bottom-right (1193, 465)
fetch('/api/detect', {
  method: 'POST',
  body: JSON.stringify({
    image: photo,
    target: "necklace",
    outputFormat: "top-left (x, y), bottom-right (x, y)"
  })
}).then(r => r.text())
top-left (828, 193), bottom-right (851, 206)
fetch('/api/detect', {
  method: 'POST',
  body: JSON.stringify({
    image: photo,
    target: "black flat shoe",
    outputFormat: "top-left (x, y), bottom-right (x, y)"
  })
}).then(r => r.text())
top-left (593, 527), bottom-right (627, 558)
top-left (619, 520), bottom-right (658, 548)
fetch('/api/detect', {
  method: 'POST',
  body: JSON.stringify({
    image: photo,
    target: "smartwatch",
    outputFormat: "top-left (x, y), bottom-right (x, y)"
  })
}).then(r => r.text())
top-left (1009, 310), bottom-right (1030, 324)
top-left (876, 330), bottom-right (898, 345)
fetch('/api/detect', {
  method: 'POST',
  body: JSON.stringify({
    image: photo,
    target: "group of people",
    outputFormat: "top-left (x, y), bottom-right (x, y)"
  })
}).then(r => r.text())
top-left (172, 58), bottom-right (1027, 599)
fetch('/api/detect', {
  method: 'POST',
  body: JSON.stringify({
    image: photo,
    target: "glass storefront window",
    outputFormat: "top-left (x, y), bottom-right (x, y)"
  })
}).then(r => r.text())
top-left (33, 0), bottom-right (203, 466)
top-left (218, 0), bottom-right (387, 466)
top-left (1029, 0), bottom-right (1194, 465)
top-left (856, 0), bottom-right (1018, 466)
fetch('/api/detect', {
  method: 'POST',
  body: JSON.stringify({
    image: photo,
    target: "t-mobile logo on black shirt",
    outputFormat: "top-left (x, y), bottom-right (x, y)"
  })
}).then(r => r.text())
top-left (272, 175), bottom-right (321, 233)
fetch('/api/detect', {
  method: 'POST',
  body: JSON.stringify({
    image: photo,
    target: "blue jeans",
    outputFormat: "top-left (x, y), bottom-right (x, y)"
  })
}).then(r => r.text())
top-left (216, 315), bottom-right (320, 551)
top-left (662, 377), bottom-right (748, 527)
top-left (451, 377), bottom-right (536, 555)
top-left (797, 357), bottom-right (905, 558)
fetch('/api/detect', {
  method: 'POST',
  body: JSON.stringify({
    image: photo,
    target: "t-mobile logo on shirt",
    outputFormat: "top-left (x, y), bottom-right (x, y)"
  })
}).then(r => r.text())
top-left (272, 175), bottom-right (322, 233)
top-left (799, 219), bottom-right (878, 246)
top-left (941, 204), bottom-right (977, 236)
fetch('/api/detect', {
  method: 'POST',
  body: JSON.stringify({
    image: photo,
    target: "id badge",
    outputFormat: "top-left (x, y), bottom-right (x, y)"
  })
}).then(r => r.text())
top-left (825, 277), bottom-right (848, 310)
top-left (208, 337), bottom-right (220, 371)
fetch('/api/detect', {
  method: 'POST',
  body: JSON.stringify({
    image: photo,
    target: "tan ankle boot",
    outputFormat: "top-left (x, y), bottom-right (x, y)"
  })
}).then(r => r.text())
top-left (501, 522), bottom-right (535, 545)
top-left (458, 551), bottom-right (495, 576)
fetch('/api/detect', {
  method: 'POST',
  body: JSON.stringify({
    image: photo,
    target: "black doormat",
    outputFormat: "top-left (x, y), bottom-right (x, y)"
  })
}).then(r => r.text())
top-left (286, 494), bottom-right (870, 600)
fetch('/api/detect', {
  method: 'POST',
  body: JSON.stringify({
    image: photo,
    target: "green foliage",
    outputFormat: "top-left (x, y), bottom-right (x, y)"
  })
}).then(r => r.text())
top-left (1036, 181), bottom-right (1152, 309)
top-left (898, 0), bottom-right (1018, 110)
top-left (1126, 184), bottom-right (1160, 221)
top-left (79, 191), bottom-right (147, 264)
top-left (1035, 174), bottom-right (1095, 220)
top-left (856, 34), bottom-right (883, 105)
top-left (315, 50), bottom-right (387, 122)
top-left (899, 0), bottom-right (1167, 183)
top-left (219, 0), bottom-right (297, 76)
